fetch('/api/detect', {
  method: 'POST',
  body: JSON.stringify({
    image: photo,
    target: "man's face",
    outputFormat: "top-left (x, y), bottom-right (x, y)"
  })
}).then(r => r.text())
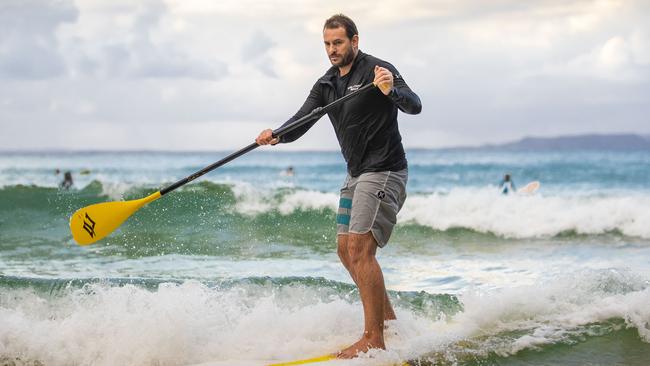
top-left (323, 27), bottom-right (357, 67)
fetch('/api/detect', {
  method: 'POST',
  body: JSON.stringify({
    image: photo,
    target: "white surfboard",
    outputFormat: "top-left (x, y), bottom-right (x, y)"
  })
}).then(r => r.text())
top-left (517, 181), bottom-right (540, 195)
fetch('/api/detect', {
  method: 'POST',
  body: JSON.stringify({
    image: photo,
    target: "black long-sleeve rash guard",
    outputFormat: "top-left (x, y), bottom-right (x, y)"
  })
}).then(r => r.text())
top-left (278, 50), bottom-right (422, 177)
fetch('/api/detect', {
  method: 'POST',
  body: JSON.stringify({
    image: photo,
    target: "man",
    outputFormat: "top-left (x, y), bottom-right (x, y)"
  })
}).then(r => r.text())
top-left (60, 171), bottom-right (74, 190)
top-left (256, 14), bottom-right (421, 358)
top-left (499, 174), bottom-right (516, 195)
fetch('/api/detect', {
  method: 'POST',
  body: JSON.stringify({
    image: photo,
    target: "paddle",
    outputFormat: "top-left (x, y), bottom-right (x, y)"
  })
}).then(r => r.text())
top-left (69, 82), bottom-right (377, 245)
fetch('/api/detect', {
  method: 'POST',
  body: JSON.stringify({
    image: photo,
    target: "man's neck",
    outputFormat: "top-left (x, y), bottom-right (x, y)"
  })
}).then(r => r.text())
top-left (338, 50), bottom-right (359, 77)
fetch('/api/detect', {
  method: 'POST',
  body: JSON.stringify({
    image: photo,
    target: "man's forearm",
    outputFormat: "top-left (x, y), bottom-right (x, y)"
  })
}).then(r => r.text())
top-left (388, 86), bottom-right (422, 115)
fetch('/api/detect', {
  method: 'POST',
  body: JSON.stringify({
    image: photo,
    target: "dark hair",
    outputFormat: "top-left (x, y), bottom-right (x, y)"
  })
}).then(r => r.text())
top-left (324, 14), bottom-right (358, 40)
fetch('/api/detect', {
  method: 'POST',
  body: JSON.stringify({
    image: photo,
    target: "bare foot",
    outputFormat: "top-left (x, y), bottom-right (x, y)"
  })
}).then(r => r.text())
top-left (336, 336), bottom-right (385, 359)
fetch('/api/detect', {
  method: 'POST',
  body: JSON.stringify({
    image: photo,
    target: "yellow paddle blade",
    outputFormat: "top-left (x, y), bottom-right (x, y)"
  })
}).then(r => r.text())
top-left (267, 354), bottom-right (335, 366)
top-left (69, 191), bottom-right (161, 245)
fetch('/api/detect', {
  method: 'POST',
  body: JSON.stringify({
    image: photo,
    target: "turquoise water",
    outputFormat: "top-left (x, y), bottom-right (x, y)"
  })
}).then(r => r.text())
top-left (1, 150), bottom-right (649, 365)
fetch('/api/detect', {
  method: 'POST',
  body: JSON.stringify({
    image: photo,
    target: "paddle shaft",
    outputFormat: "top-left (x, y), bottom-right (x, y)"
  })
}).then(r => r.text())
top-left (159, 82), bottom-right (376, 196)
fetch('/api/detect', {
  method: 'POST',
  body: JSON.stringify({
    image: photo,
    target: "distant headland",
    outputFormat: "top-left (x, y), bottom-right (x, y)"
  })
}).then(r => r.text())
top-left (470, 133), bottom-right (650, 151)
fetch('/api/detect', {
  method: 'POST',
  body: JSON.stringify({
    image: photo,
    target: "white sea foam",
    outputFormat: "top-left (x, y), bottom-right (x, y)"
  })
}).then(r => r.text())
top-left (1, 270), bottom-right (649, 366)
top-left (231, 183), bottom-right (338, 216)
top-left (453, 269), bottom-right (650, 356)
top-left (231, 182), bottom-right (274, 215)
top-left (2, 171), bottom-right (649, 241)
top-left (0, 281), bottom-right (385, 366)
top-left (399, 187), bottom-right (650, 239)
top-left (98, 180), bottom-right (139, 201)
top-left (276, 190), bottom-right (338, 215)
top-left (227, 185), bottom-right (650, 239)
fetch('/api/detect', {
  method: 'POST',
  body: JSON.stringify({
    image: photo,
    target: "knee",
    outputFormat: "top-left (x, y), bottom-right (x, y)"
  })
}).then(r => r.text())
top-left (337, 241), bottom-right (348, 261)
top-left (337, 234), bottom-right (349, 258)
top-left (346, 233), bottom-right (376, 267)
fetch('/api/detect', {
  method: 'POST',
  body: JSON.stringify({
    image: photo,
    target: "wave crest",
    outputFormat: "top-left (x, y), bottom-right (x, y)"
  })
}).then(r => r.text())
top-left (2, 183), bottom-right (649, 240)
top-left (400, 188), bottom-right (650, 239)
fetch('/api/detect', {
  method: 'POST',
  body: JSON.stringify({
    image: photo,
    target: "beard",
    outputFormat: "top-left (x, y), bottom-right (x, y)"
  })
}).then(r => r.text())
top-left (330, 44), bottom-right (355, 67)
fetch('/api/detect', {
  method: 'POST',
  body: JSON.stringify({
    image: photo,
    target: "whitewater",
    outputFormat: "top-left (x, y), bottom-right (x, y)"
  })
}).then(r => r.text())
top-left (1, 149), bottom-right (649, 365)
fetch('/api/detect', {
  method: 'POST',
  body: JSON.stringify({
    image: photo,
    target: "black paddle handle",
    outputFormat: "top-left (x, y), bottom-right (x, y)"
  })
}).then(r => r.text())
top-left (271, 82), bottom-right (375, 139)
top-left (160, 83), bottom-right (376, 196)
top-left (160, 142), bottom-right (259, 195)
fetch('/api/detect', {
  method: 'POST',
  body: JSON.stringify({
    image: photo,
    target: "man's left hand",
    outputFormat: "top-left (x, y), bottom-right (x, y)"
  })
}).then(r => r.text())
top-left (373, 65), bottom-right (393, 95)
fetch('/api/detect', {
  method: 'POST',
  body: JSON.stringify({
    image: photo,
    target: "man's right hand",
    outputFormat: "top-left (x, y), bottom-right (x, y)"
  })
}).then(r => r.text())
top-left (255, 129), bottom-right (280, 145)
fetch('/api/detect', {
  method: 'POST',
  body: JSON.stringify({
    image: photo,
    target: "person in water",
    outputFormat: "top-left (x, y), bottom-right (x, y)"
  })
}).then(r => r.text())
top-left (60, 171), bottom-right (73, 190)
top-left (256, 14), bottom-right (421, 358)
top-left (499, 174), bottom-right (516, 194)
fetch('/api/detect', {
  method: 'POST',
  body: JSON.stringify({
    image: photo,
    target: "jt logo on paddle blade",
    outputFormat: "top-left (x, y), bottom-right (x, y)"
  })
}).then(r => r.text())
top-left (377, 190), bottom-right (386, 199)
top-left (83, 213), bottom-right (96, 238)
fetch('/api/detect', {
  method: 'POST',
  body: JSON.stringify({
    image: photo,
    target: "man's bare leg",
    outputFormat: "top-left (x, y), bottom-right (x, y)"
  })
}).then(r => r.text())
top-left (336, 232), bottom-right (389, 359)
top-left (384, 291), bottom-right (396, 321)
top-left (337, 234), bottom-right (395, 321)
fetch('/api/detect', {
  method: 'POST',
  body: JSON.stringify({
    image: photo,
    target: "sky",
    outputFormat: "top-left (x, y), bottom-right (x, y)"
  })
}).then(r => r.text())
top-left (1, 0), bottom-right (649, 151)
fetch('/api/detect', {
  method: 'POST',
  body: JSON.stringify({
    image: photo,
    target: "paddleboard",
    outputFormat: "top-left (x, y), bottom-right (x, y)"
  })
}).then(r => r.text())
top-left (517, 180), bottom-right (540, 195)
top-left (267, 354), bottom-right (335, 365)
top-left (266, 354), bottom-right (412, 366)
top-left (186, 355), bottom-right (416, 366)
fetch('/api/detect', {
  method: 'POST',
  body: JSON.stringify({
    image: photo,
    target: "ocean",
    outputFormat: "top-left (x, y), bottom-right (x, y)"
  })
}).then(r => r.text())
top-left (1, 149), bottom-right (649, 366)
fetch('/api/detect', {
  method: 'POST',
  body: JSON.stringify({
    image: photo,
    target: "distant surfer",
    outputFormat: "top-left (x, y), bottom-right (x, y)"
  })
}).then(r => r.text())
top-left (256, 14), bottom-right (421, 358)
top-left (282, 166), bottom-right (295, 177)
top-left (499, 174), bottom-right (516, 195)
top-left (60, 171), bottom-right (73, 190)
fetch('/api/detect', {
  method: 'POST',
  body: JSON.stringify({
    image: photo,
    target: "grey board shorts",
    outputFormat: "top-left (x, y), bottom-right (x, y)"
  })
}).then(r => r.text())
top-left (336, 169), bottom-right (408, 247)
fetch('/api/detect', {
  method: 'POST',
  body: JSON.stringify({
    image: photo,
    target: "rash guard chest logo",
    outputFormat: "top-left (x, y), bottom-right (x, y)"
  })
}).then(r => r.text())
top-left (347, 84), bottom-right (362, 92)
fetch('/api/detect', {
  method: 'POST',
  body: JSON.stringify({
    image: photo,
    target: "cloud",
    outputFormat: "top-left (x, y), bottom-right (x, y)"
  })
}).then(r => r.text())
top-left (0, 0), bottom-right (78, 79)
top-left (241, 31), bottom-right (278, 78)
top-left (543, 31), bottom-right (650, 82)
top-left (1, 0), bottom-right (649, 150)
top-left (126, 41), bottom-right (227, 80)
top-left (242, 31), bottom-right (275, 60)
top-left (56, 0), bottom-right (227, 80)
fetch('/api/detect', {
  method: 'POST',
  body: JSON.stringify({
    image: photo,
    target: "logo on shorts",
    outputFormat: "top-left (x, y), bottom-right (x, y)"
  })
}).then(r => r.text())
top-left (377, 190), bottom-right (386, 199)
